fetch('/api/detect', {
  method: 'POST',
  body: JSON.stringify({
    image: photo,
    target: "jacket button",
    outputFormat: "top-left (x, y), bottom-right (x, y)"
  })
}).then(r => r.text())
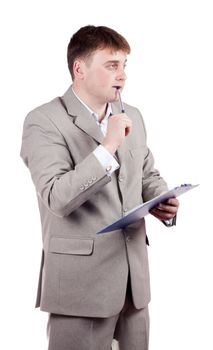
top-left (118, 175), bottom-right (124, 182)
top-left (106, 165), bottom-right (112, 172)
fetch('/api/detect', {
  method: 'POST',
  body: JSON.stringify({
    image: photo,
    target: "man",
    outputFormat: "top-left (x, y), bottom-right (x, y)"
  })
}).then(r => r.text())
top-left (20, 25), bottom-right (179, 350)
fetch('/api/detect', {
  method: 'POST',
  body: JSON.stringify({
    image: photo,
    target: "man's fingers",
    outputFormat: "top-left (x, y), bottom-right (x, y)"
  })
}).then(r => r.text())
top-left (157, 198), bottom-right (179, 212)
top-left (166, 198), bottom-right (179, 206)
top-left (150, 208), bottom-right (176, 220)
top-left (102, 113), bottom-right (132, 154)
top-left (150, 196), bottom-right (179, 220)
top-left (157, 203), bottom-right (178, 214)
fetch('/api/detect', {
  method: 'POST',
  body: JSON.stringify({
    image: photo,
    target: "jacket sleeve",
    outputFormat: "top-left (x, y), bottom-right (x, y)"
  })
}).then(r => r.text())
top-left (142, 147), bottom-right (168, 201)
top-left (20, 110), bottom-right (111, 217)
top-left (137, 110), bottom-right (169, 202)
top-left (142, 146), bottom-right (177, 228)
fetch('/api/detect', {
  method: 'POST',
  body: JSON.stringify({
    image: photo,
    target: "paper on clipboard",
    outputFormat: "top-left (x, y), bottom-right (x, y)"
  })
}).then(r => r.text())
top-left (97, 184), bottom-right (199, 234)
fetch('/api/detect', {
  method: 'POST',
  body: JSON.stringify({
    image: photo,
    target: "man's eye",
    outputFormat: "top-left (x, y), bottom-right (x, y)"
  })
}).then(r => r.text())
top-left (108, 64), bottom-right (118, 70)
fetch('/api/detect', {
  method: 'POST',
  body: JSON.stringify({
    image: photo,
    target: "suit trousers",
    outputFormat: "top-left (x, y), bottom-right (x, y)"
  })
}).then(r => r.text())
top-left (47, 278), bottom-right (150, 350)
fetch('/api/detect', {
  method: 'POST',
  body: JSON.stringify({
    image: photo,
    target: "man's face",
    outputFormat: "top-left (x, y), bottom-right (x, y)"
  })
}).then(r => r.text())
top-left (81, 48), bottom-right (128, 104)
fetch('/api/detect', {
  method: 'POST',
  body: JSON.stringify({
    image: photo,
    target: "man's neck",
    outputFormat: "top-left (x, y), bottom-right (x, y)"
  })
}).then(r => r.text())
top-left (72, 85), bottom-right (107, 122)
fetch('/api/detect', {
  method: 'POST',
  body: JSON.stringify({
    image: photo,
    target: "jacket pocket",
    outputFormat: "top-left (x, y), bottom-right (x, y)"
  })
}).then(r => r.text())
top-left (49, 236), bottom-right (94, 256)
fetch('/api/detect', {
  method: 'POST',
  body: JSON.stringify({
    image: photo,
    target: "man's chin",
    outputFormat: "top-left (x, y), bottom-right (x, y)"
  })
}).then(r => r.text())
top-left (107, 95), bottom-right (119, 103)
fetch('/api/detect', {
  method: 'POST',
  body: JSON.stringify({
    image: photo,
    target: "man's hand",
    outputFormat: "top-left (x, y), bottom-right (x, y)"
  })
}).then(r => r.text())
top-left (150, 197), bottom-right (179, 221)
top-left (102, 113), bottom-right (132, 155)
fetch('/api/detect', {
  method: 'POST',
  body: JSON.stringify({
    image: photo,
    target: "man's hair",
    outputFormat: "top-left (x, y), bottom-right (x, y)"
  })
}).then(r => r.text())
top-left (67, 25), bottom-right (131, 80)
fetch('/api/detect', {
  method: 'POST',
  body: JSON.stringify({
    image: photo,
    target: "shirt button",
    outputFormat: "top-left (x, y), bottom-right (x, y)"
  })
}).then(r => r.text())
top-left (123, 208), bottom-right (128, 213)
top-left (126, 236), bottom-right (131, 242)
top-left (80, 185), bottom-right (85, 191)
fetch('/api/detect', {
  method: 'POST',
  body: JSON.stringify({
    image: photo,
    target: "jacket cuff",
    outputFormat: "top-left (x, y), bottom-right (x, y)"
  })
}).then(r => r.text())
top-left (162, 215), bottom-right (177, 227)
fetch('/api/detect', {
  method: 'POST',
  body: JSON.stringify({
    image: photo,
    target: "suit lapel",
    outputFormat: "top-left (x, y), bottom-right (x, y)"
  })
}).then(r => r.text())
top-left (61, 86), bottom-right (104, 144)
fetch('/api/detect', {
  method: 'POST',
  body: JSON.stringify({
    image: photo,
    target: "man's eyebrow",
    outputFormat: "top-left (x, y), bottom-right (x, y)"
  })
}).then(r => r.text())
top-left (104, 59), bottom-right (127, 64)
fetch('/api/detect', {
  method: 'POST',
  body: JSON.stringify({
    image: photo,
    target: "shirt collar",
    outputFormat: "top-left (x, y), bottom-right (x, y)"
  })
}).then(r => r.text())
top-left (72, 86), bottom-right (112, 124)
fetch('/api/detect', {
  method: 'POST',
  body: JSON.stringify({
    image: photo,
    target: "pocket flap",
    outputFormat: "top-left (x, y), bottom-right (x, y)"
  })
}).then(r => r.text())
top-left (49, 237), bottom-right (94, 255)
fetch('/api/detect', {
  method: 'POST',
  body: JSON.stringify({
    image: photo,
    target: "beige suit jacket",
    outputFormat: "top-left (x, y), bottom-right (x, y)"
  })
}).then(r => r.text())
top-left (20, 86), bottom-right (168, 317)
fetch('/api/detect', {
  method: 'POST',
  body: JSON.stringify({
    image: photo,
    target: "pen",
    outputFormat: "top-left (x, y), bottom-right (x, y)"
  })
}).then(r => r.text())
top-left (117, 88), bottom-right (125, 113)
top-left (109, 88), bottom-right (125, 117)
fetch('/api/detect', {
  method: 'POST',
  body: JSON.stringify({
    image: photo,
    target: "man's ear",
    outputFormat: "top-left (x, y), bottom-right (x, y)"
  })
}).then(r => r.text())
top-left (73, 59), bottom-right (86, 80)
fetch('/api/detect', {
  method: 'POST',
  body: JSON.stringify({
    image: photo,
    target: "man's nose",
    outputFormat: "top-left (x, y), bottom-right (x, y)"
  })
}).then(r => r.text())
top-left (116, 68), bottom-right (127, 81)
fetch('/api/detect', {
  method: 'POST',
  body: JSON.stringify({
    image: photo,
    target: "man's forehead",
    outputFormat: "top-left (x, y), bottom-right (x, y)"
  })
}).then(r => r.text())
top-left (92, 47), bottom-right (128, 62)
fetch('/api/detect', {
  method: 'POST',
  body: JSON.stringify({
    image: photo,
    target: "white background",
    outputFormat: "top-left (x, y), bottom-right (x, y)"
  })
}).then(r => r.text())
top-left (0, 0), bottom-right (212, 349)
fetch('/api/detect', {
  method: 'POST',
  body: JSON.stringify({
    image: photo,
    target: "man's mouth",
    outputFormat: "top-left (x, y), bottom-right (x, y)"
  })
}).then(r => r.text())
top-left (113, 85), bottom-right (122, 90)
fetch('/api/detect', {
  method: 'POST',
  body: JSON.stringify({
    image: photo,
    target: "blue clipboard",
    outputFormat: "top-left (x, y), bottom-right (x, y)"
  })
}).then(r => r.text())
top-left (97, 184), bottom-right (199, 234)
